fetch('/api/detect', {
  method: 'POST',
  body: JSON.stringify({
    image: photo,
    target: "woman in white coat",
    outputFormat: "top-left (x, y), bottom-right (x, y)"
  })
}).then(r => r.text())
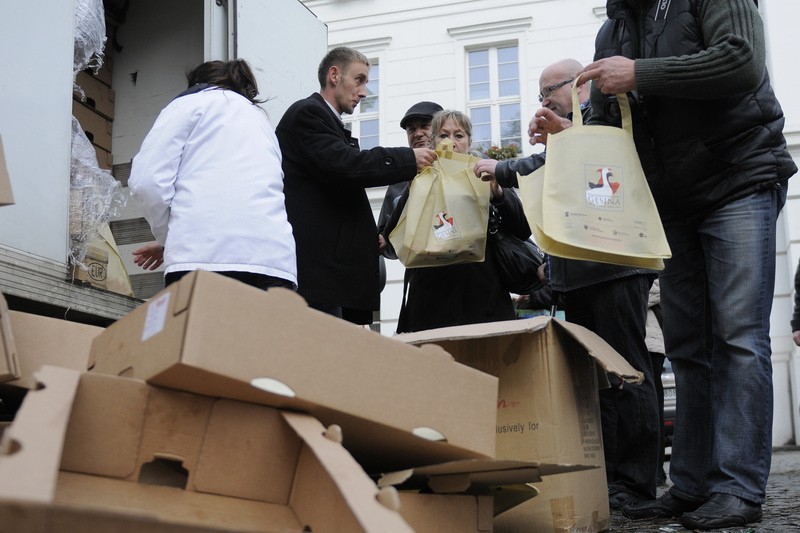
top-left (129, 59), bottom-right (296, 291)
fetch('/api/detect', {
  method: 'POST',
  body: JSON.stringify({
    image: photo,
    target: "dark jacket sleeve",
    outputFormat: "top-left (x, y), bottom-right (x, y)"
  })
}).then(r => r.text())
top-left (277, 97), bottom-right (418, 188)
top-left (494, 153), bottom-right (547, 188)
top-left (492, 187), bottom-right (531, 241)
top-left (792, 260), bottom-right (800, 332)
top-left (635, 0), bottom-right (765, 99)
top-left (380, 185), bottom-right (411, 260)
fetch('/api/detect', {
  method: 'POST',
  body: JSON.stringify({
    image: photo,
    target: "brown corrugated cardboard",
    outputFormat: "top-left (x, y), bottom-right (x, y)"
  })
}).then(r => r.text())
top-left (399, 493), bottom-right (495, 533)
top-left (0, 293), bottom-right (19, 383)
top-left (90, 270), bottom-right (498, 472)
top-left (0, 135), bottom-right (13, 207)
top-left (5, 310), bottom-right (101, 389)
top-left (0, 500), bottom-right (242, 533)
top-left (379, 457), bottom-right (596, 532)
top-left (69, 244), bottom-right (109, 290)
top-left (72, 100), bottom-right (113, 151)
top-left (397, 317), bottom-right (642, 533)
top-left (74, 71), bottom-right (115, 120)
top-left (0, 366), bottom-right (414, 532)
top-left (93, 144), bottom-right (113, 170)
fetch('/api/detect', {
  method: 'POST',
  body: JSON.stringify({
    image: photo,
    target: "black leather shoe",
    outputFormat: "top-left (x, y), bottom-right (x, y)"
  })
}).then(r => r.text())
top-left (608, 487), bottom-right (649, 511)
top-left (680, 493), bottom-right (762, 530)
top-left (622, 492), bottom-right (700, 519)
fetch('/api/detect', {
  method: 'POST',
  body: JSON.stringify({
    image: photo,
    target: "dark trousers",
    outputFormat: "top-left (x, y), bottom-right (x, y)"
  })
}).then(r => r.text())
top-left (563, 274), bottom-right (660, 500)
top-left (165, 270), bottom-right (294, 291)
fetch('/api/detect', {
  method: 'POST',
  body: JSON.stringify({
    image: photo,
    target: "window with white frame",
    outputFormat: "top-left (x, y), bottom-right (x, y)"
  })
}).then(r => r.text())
top-left (344, 61), bottom-right (380, 149)
top-left (466, 45), bottom-right (521, 155)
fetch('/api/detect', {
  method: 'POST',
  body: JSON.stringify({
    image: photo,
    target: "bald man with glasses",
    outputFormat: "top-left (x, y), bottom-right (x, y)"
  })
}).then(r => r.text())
top-left (475, 58), bottom-right (663, 512)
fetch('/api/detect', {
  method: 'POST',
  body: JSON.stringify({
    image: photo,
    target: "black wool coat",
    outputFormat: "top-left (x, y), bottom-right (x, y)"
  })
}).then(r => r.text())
top-left (276, 93), bottom-right (418, 317)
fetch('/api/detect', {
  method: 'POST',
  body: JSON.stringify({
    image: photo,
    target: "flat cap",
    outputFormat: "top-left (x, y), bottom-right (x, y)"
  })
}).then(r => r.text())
top-left (400, 101), bottom-right (443, 130)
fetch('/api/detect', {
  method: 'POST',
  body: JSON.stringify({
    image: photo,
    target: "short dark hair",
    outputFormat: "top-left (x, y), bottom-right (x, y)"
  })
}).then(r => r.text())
top-left (187, 59), bottom-right (263, 104)
top-left (317, 47), bottom-right (370, 89)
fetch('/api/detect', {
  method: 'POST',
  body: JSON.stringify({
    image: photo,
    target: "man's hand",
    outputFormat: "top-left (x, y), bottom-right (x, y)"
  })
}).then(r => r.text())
top-left (413, 148), bottom-right (437, 171)
top-left (529, 108), bottom-right (572, 145)
top-left (132, 241), bottom-right (164, 270)
top-left (378, 234), bottom-right (387, 253)
top-left (577, 56), bottom-right (636, 95)
top-left (474, 159), bottom-right (499, 181)
top-left (794, 330), bottom-right (800, 347)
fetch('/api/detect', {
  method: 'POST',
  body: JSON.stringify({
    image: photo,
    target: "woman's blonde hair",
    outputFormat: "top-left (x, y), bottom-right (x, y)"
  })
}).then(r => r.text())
top-left (431, 110), bottom-right (473, 140)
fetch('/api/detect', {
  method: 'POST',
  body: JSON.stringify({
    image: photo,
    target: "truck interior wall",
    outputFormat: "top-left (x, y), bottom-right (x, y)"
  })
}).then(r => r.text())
top-left (106, 0), bottom-right (204, 298)
top-left (109, 0), bottom-right (204, 163)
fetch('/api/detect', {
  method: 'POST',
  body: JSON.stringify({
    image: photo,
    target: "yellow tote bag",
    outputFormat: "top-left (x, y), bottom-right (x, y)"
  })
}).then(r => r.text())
top-left (389, 140), bottom-right (490, 268)
top-left (519, 168), bottom-right (665, 269)
top-left (519, 84), bottom-right (670, 269)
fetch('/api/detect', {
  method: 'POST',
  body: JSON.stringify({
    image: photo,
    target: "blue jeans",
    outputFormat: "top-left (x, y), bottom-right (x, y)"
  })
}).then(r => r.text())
top-left (660, 186), bottom-right (786, 505)
top-left (564, 273), bottom-right (660, 499)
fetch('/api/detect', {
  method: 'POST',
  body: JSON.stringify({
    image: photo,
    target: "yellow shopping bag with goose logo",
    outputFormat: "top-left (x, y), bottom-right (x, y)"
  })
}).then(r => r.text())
top-left (518, 83), bottom-right (670, 270)
top-left (389, 140), bottom-right (490, 268)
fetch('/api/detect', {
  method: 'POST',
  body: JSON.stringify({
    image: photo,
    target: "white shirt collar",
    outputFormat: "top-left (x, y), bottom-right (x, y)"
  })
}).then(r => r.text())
top-left (320, 93), bottom-right (343, 122)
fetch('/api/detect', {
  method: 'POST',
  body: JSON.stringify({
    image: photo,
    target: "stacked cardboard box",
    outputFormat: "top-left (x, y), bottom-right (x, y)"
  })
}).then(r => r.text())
top-left (0, 366), bottom-right (415, 532)
top-left (73, 58), bottom-right (114, 170)
top-left (0, 271), bottom-right (597, 531)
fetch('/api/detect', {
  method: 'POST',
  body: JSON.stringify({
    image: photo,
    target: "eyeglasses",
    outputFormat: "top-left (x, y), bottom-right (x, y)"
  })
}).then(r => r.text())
top-left (538, 78), bottom-right (574, 102)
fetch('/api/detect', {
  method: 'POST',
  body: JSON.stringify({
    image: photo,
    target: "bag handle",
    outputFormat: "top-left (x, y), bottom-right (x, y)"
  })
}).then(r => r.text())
top-left (435, 139), bottom-right (455, 159)
top-left (570, 79), bottom-right (633, 138)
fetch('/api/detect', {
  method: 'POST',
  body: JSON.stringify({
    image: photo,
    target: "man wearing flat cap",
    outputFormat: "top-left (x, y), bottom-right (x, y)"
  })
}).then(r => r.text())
top-left (377, 101), bottom-right (443, 258)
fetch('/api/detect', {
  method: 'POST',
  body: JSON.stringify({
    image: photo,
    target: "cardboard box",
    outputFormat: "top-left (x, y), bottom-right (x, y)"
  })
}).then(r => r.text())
top-left (0, 500), bottom-right (241, 533)
top-left (0, 135), bottom-right (13, 207)
top-left (4, 310), bottom-right (102, 389)
top-left (70, 245), bottom-right (109, 290)
top-left (379, 458), bottom-right (595, 533)
top-left (0, 366), bottom-right (413, 532)
top-left (397, 318), bottom-right (642, 533)
top-left (0, 294), bottom-right (19, 383)
top-left (94, 144), bottom-right (113, 170)
top-left (72, 100), bottom-right (112, 151)
top-left (399, 493), bottom-right (494, 533)
top-left (74, 71), bottom-right (115, 120)
top-left (90, 271), bottom-right (498, 472)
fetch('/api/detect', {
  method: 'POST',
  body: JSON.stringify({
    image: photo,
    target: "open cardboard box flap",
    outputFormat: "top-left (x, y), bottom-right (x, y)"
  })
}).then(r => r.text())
top-left (91, 271), bottom-right (498, 472)
top-left (395, 315), bottom-right (643, 386)
top-left (0, 366), bottom-right (414, 532)
top-left (4, 310), bottom-right (101, 389)
top-left (379, 458), bottom-right (594, 494)
top-left (379, 457), bottom-right (596, 520)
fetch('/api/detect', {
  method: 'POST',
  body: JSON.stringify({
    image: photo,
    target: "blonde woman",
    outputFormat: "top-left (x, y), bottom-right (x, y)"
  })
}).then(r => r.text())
top-left (384, 110), bottom-right (531, 332)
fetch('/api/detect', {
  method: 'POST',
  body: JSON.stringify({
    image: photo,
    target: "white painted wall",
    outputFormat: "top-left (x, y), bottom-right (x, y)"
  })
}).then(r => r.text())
top-left (305, 0), bottom-right (800, 445)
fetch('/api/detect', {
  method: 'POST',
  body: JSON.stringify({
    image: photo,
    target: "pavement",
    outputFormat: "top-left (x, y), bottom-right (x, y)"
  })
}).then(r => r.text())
top-left (610, 446), bottom-right (800, 532)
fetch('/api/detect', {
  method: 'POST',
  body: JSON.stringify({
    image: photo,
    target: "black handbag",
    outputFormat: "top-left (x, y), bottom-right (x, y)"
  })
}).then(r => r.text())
top-left (488, 205), bottom-right (545, 295)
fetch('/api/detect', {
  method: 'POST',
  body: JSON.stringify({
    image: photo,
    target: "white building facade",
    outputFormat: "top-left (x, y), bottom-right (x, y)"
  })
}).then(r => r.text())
top-left (303, 0), bottom-right (800, 447)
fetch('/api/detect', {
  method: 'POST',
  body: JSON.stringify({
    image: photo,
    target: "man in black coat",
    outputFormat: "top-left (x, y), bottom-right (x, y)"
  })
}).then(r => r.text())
top-left (277, 47), bottom-right (436, 324)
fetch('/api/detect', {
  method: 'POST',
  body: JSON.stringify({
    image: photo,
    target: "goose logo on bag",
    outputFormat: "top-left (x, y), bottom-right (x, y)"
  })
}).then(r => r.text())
top-left (432, 209), bottom-right (461, 241)
top-left (586, 165), bottom-right (623, 210)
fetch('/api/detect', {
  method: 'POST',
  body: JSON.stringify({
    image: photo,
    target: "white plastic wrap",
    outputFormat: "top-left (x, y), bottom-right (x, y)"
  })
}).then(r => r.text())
top-left (69, 117), bottom-right (125, 267)
top-left (74, 0), bottom-right (106, 76)
top-left (70, 0), bottom-right (125, 270)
